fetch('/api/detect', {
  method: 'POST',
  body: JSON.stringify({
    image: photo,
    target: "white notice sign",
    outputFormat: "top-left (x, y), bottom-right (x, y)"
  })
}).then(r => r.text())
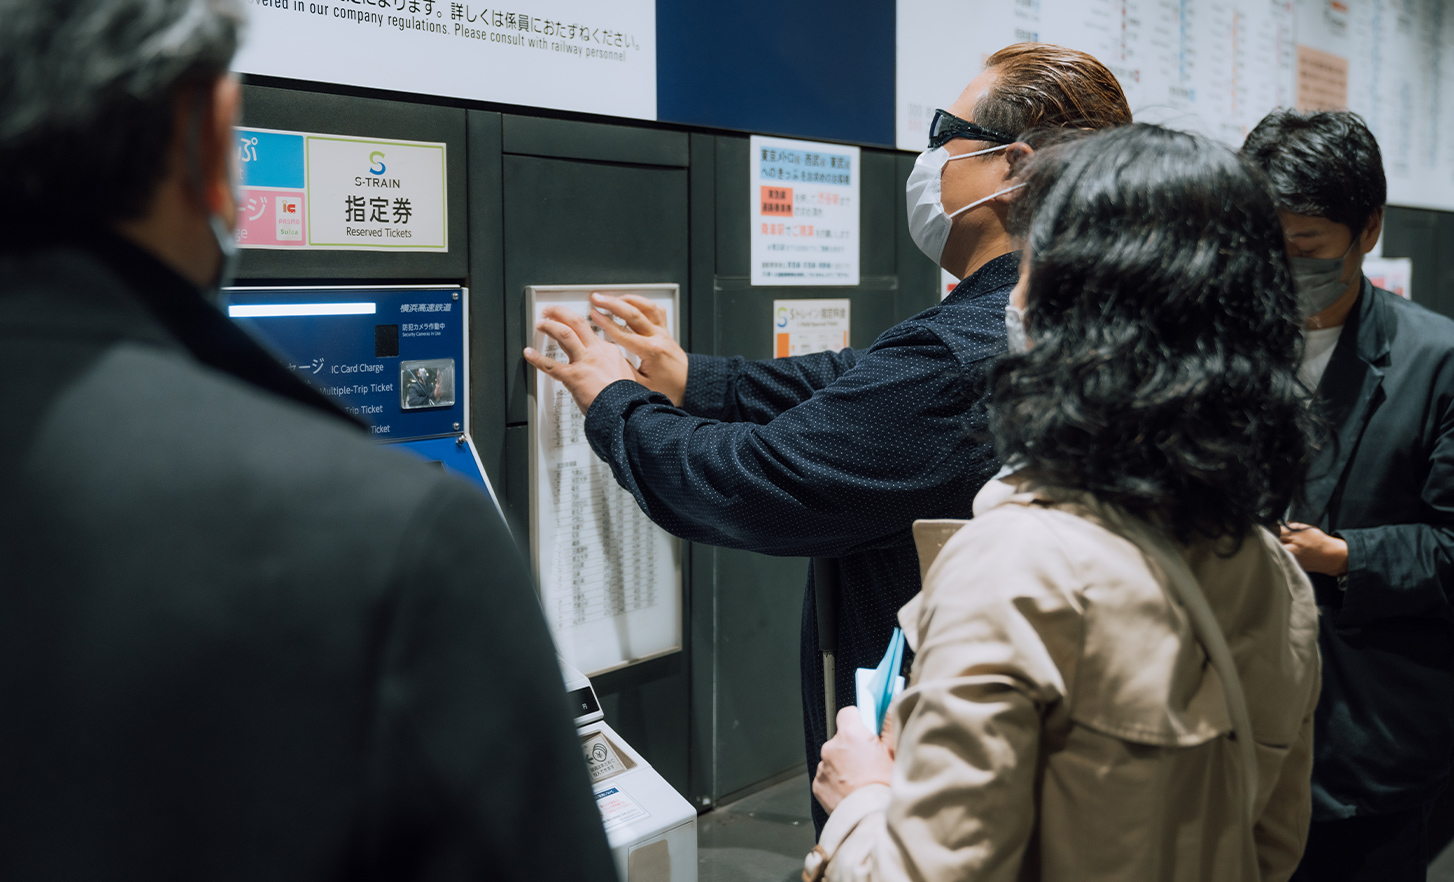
top-left (750, 135), bottom-right (860, 287)
top-left (772, 299), bottom-right (850, 358)
top-left (234, 0), bottom-right (655, 122)
top-left (527, 284), bottom-right (683, 676)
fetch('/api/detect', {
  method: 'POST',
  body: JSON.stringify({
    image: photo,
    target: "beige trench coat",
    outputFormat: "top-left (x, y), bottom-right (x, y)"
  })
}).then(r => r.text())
top-left (807, 476), bottom-right (1320, 882)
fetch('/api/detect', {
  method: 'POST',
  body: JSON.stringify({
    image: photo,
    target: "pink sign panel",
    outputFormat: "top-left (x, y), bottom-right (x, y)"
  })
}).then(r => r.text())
top-left (235, 187), bottom-right (307, 249)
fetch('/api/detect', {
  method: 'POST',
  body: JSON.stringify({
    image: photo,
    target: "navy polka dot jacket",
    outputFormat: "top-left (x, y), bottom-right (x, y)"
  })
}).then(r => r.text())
top-left (584, 252), bottom-right (1018, 827)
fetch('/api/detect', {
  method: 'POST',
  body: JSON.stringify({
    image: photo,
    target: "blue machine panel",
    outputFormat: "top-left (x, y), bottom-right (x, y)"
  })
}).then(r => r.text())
top-left (392, 436), bottom-right (493, 496)
top-left (221, 286), bottom-right (467, 441)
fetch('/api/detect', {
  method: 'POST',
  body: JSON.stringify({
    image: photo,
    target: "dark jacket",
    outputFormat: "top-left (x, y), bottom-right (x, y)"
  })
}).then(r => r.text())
top-left (583, 253), bottom-right (1017, 826)
top-left (1294, 278), bottom-right (1454, 820)
top-left (0, 234), bottom-right (615, 881)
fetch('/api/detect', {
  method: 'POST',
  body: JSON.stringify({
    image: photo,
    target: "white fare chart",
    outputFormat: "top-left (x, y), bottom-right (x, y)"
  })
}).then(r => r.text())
top-left (527, 284), bottom-right (683, 676)
top-left (896, 0), bottom-right (1454, 214)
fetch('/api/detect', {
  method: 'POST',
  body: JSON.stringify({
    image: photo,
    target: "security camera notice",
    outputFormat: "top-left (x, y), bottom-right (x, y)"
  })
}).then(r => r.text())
top-left (235, 0), bottom-right (655, 122)
top-left (234, 127), bottom-right (446, 252)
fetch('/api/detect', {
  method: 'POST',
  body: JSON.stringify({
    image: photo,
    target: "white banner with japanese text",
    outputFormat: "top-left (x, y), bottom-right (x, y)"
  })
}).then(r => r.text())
top-left (235, 0), bottom-right (655, 121)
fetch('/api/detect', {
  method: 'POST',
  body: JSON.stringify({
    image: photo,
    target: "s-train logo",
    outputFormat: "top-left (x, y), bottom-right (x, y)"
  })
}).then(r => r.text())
top-left (355, 152), bottom-right (401, 189)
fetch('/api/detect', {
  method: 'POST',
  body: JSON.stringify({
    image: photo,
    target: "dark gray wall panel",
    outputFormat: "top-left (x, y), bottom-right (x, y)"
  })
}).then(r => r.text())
top-left (594, 655), bottom-right (691, 796)
top-left (499, 147), bottom-right (691, 799)
top-left (502, 157), bottom-right (690, 425)
top-left (503, 116), bottom-right (689, 166)
top-left (466, 111), bottom-right (507, 495)
top-left (236, 85), bottom-right (467, 281)
top-left (1384, 206), bottom-right (1454, 320)
top-left (714, 138), bottom-right (752, 277)
top-left (693, 131), bottom-right (917, 806)
top-left (687, 134), bottom-right (720, 807)
top-left (860, 151), bottom-right (898, 279)
top-left (711, 547), bottom-right (810, 798)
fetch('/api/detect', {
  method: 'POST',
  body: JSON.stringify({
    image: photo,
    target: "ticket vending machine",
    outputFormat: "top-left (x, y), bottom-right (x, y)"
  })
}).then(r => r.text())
top-left (221, 285), bottom-right (697, 882)
top-left (562, 658), bottom-right (697, 882)
top-left (221, 285), bottom-right (498, 502)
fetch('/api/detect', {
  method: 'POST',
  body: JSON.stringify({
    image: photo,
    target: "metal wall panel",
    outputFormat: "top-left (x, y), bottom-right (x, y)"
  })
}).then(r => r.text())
top-left (466, 111), bottom-right (507, 496)
top-left (690, 134), bottom-right (923, 807)
top-left (501, 154), bottom-right (691, 427)
top-left (1384, 206), bottom-right (1454, 320)
top-left (498, 143), bottom-right (692, 795)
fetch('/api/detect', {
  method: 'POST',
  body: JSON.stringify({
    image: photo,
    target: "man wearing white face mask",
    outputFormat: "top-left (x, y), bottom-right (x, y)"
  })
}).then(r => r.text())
top-left (526, 43), bottom-right (1131, 832)
top-left (1244, 110), bottom-right (1454, 881)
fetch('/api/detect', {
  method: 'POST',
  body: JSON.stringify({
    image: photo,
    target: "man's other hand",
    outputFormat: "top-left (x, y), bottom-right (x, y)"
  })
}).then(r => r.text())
top-left (589, 293), bottom-right (688, 406)
top-left (1280, 522), bottom-right (1349, 577)
top-left (524, 306), bottom-right (639, 415)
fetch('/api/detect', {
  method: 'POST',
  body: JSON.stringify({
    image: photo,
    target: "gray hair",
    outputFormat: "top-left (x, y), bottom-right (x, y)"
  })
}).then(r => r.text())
top-left (0, 0), bottom-right (245, 232)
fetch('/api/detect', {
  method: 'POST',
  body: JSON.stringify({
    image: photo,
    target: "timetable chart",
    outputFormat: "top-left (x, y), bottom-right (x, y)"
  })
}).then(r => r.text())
top-left (527, 284), bottom-right (683, 676)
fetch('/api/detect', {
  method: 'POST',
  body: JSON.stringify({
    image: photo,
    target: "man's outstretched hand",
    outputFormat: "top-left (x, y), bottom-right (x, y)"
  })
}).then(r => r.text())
top-left (523, 293), bottom-right (690, 414)
top-left (524, 306), bottom-right (639, 415)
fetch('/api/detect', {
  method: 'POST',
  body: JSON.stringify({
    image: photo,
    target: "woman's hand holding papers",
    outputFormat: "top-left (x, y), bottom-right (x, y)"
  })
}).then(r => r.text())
top-left (813, 707), bottom-right (896, 814)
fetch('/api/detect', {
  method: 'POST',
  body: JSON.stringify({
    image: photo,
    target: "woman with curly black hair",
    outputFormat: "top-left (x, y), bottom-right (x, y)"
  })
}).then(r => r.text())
top-left (805, 124), bottom-right (1321, 882)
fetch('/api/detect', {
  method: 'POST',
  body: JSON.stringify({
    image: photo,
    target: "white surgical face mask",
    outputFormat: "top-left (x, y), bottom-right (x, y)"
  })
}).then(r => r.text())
top-left (1289, 239), bottom-right (1356, 320)
top-left (1005, 303), bottom-right (1029, 353)
top-left (905, 143), bottom-right (1026, 266)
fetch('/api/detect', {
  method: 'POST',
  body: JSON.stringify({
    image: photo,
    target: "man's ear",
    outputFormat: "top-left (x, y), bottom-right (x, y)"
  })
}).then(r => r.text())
top-left (1002, 142), bottom-right (1035, 181)
top-left (1358, 207), bottom-right (1384, 255)
top-left (202, 75), bottom-right (242, 221)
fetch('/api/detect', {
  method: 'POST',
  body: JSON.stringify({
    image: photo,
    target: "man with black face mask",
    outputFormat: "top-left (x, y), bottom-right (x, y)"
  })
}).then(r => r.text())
top-left (1243, 110), bottom-right (1454, 881)
top-left (0, 2), bottom-right (615, 878)
top-left (525, 43), bottom-right (1132, 832)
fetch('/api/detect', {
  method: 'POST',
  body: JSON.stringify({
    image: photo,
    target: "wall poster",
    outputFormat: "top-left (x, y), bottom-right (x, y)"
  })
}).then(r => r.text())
top-left (772, 299), bottom-right (851, 357)
top-left (895, 0), bottom-right (1454, 213)
top-left (750, 135), bottom-right (861, 287)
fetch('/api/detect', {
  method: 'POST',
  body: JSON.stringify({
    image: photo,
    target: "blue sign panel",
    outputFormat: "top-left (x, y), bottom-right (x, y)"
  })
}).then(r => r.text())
top-left (237, 128), bottom-right (306, 189)
top-left (221, 286), bottom-right (467, 442)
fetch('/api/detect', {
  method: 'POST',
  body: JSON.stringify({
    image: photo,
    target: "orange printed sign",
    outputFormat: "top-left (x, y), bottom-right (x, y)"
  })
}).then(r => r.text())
top-left (761, 186), bottom-right (794, 217)
top-left (1296, 45), bottom-right (1348, 112)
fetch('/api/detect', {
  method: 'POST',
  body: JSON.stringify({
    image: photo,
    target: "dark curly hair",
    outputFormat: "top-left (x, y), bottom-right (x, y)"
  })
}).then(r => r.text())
top-left (995, 123), bottom-right (1313, 542)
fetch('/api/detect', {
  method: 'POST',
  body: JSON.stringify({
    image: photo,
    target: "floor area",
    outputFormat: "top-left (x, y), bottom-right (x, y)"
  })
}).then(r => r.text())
top-left (1431, 842), bottom-right (1454, 881)
top-left (697, 773), bottom-right (1454, 881)
top-left (698, 773), bottom-right (817, 882)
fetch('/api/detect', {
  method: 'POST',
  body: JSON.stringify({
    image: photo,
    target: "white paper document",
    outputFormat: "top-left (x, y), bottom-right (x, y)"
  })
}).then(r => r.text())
top-left (527, 284), bottom-right (683, 676)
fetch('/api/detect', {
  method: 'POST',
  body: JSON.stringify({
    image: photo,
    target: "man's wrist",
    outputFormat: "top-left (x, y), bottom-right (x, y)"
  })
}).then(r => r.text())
top-left (1330, 535), bottom-right (1349, 577)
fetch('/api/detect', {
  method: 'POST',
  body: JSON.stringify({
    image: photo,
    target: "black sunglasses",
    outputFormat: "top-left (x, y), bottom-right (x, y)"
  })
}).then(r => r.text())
top-left (927, 109), bottom-right (1016, 149)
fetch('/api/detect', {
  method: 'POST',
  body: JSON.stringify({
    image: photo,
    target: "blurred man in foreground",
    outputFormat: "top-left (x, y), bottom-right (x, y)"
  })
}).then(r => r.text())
top-left (0, 2), bottom-right (614, 878)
